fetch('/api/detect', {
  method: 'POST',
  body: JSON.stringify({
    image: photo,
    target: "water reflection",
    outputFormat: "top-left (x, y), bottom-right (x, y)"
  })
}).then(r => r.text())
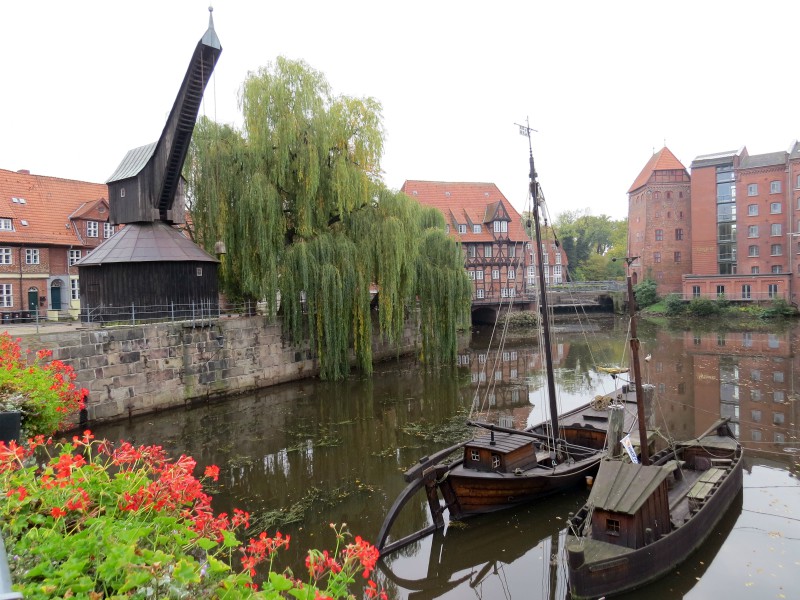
top-left (90, 319), bottom-right (800, 598)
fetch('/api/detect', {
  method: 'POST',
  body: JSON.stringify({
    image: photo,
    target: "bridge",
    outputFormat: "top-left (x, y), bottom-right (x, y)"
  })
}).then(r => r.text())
top-left (472, 281), bottom-right (626, 324)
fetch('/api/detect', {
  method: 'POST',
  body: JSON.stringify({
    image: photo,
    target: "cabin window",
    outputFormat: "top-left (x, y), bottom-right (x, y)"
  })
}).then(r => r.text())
top-left (120, 187), bottom-right (126, 198)
top-left (196, 267), bottom-right (203, 277)
top-left (491, 454), bottom-right (501, 469)
top-left (606, 518), bottom-right (620, 536)
top-left (470, 450), bottom-right (480, 462)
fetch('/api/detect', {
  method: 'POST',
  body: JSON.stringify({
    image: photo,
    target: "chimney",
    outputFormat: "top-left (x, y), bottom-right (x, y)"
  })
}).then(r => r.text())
top-left (17, 169), bottom-right (30, 175)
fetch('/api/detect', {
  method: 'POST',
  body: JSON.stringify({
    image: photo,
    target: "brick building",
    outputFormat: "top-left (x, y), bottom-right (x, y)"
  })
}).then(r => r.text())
top-left (402, 181), bottom-right (567, 319)
top-left (0, 168), bottom-right (114, 321)
top-left (683, 142), bottom-right (800, 302)
top-left (627, 147), bottom-right (692, 293)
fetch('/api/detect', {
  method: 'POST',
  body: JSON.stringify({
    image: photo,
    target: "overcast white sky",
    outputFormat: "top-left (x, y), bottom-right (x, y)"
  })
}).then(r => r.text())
top-left (2, 1), bottom-right (798, 220)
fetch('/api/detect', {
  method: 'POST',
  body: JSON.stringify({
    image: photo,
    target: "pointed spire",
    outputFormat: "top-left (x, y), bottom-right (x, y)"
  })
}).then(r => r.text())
top-left (201, 6), bottom-right (221, 50)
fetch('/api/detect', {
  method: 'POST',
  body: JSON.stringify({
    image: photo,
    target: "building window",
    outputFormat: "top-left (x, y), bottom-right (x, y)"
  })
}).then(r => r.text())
top-left (748, 183), bottom-right (758, 196)
top-left (468, 270), bottom-right (476, 280)
top-left (797, 174), bottom-right (800, 188)
top-left (104, 222), bottom-right (115, 238)
top-left (748, 204), bottom-right (758, 216)
top-left (542, 252), bottom-right (549, 264)
top-left (492, 269), bottom-right (500, 280)
top-left (476, 288), bottom-right (485, 299)
top-left (493, 221), bottom-right (508, 233)
top-left (675, 228), bottom-right (683, 240)
top-left (68, 250), bottom-right (82, 265)
top-left (70, 279), bottom-right (80, 300)
top-left (0, 218), bottom-right (12, 231)
top-left (770, 180), bottom-right (782, 194)
top-left (772, 265), bottom-right (783, 274)
top-left (25, 249), bottom-right (39, 264)
top-left (674, 251), bottom-right (681, 263)
top-left (472, 224), bottom-right (481, 234)
top-left (748, 225), bottom-right (758, 237)
top-left (0, 284), bottom-right (11, 307)
top-left (692, 285), bottom-right (700, 298)
top-left (0, 248), bottom-right (11, 265)
top-left (508, 245), bottom-right (516, 258)
top-left (484, 244), bottom-right (493, 258)
top-left (491, 454), bottom-right (501, 469)
top-left (773, 411), bottom-right (785, 424)
top-left (445, 224), bottom-right (450, 234)
top-left (468, 245), bottom-right (477, 258)
top-left (654, 252), bottom-right (661, 263)
top-left (771, 223), bottom-right (782, 236)
top-left (475, 269), bottom-right (484, 280)
top-left (87, 221), bottom-right (99, 237)
top-left (508, 267), bottom-right (515, 279)
top-left (501, 288), bottom-right (509, 298)
top-left (773, 371), bottom-right (784, 383)
top-left (606, 519), bottom-right (620, 535)
top-left (457, 224), bottom-right (467, 234)
top-left (655, 229), bottom-right (663, 241)
top-left (770, 202), bottom-right (782, 214)
top-left (770, 244), bottom-right (782, 256)
top-left (748, 245), bottom-right (759, 257)
top-left (716, 285), bottom-right (725, 296)
top-left (768, 283), bottom-right (779, 298)
top-left (751, 266), bottom-right (760, 274)
top-left (742, 284), bottom-right (751, 299)
top-left (555, 252), bottom-right (562, 264)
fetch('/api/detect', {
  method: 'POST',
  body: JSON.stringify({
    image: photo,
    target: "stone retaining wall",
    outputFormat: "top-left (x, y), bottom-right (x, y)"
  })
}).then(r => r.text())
top-left (17, 315), bottom-right (420, 425)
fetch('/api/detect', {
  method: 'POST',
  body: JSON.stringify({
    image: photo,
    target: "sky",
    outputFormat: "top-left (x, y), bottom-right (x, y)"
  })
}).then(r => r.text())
top-left (2, 0), bottom-right (799, 221)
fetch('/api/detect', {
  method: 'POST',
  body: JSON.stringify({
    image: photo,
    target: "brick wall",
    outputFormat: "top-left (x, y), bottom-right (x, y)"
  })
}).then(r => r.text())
top-left (18, 315), bottom-right (421, 426)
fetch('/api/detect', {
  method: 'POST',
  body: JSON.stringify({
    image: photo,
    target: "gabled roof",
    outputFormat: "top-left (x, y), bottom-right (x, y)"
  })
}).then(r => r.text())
top-left (76, 221), bottom-right (217, 265)
top-left (628, 147), bottom-right (688, 194)
top-left (587, 459), bottom-right (669, 515)
top-left (0, 168), bottom-right (108, 247)
top-left (400, 180), bottom-right (529, 243)
top-left (739, 151), bottom-right (787, 170)
top-left (107, 142), bottom-right (157, 183)
top-left (690, 147), bottom-right (744, 170)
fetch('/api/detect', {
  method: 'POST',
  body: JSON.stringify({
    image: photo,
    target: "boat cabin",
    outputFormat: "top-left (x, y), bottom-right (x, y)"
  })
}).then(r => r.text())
top-left (463, 431), bottom-right (543, 473)
top-left (587, 460), bottom-right (670, 549)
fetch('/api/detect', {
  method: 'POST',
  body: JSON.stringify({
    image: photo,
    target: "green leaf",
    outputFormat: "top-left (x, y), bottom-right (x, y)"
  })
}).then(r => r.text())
top-left (268, 571), bottom-right (295, 592)
top-left (172, 558), bottom-right (201, 585)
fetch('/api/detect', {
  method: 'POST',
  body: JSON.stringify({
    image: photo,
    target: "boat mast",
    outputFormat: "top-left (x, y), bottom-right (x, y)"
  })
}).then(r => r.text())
top-left (624, 261), bottom-right (649, 465)
top-left (520, 122), bottom-right (561, 459)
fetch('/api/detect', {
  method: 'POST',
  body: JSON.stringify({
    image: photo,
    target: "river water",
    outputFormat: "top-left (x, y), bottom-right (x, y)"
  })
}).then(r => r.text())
top-left (91, 316), bottom-right (800, 599)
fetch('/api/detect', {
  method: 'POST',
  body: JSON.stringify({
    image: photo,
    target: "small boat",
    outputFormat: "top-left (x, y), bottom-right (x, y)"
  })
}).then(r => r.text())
top-left (565, 418), bottom-right (744, 599)
top-left (375, 125), bottom-right (647, 554)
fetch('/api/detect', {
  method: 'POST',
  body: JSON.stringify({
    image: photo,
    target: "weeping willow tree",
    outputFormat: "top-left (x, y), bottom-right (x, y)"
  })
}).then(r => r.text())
top-left (188, 57), bottom-right (472, 379)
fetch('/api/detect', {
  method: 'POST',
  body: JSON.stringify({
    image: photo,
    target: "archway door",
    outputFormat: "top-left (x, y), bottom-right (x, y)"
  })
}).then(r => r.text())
top-left (51, 280), bottom-right (63, 310)
top-left (27, 288), bottom-right (38, 313)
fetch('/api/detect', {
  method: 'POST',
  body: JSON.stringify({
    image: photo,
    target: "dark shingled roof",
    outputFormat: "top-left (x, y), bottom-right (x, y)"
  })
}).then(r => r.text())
top-left (739, 151), bottom-right (787, 170)
top-left (106, 143), bottom-right (157, 183)
top-left (587, 460), bottom-right (669, 515)
top-left (76, 221), bottom-right (217, 266)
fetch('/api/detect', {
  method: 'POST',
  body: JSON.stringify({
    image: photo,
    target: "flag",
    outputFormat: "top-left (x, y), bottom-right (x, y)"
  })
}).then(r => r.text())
top-left (620, 434), bottom-right (639, 464)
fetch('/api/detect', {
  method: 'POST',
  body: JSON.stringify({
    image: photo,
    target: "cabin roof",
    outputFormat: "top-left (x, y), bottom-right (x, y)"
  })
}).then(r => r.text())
top-left (467, 431), bottom-right (533, 454)
top-left (76, 221), bottom-right (217, 265)
top-left (107, 143), bottom-right (157, 183)
top-left (587, 460), bottom-right (668, 515)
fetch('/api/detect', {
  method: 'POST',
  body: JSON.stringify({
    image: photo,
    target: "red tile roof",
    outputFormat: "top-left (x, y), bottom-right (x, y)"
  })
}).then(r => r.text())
top-left (400, 180), bottom-right (530, 243)
top-left (627, 147), bottom-right (687, 193)
top-left (0, 168), bottom-right (108, 247)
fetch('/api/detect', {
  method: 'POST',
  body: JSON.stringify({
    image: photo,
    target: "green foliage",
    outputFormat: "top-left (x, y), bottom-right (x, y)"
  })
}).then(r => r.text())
top-left (633, 279), bottom-right (658, 308)
top-left (760, 298), bottom-right (798, 319)
top-left (716, 294), bottom-right (730, 310)
top-left (664, 294), bottom-right (685, 317)
top-left (188, 57), bottom-right (471, 379)
top-left (688, 298), bottom-right (721, 317)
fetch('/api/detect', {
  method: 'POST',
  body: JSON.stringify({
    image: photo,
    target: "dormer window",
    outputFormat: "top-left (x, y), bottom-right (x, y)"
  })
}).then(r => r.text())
top-left (87, 221), bottom-right (99, 237)
top-left (457, 224), bottom-right (467, 234)
top-left (473, 224), bottom-right (481, 234)
top-left (0, 218), bottom-right (12, 231)
top-left (104, 222), bottom-right (115, 238)
top-left (493, 221), bottom-right (508, 233)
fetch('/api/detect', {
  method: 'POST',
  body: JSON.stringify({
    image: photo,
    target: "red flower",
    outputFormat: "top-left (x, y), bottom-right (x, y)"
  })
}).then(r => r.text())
top-left (50, 506), bottom-right (67, 518)
top-left (204, 464), bottom-right (220, 482)
top-left (6, 486), bottom-right (27, 501)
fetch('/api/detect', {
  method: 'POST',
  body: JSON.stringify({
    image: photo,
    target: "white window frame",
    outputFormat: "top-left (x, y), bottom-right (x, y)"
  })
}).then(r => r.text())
top-left (472, 224), bottom-right (481, 234)
top-left (768, 284), bottom-right (779, 299)
top-left (493, 221), bottom-right (508, 233)
top-left (0, 218), bottom-right (12, 231)
top-left (771, 265), bottom-right (783, 274)
top-left (747, 204), bottom-right (758, 216)
top-left (770, 244), bottom-right (782, 256)
top-left (742, 284), bottom-right (751, 299)
top-left (555, 252), bottom-right (562, 264)
top-left (748, 225), bottom-right (759, 238)
top-left (71, 279), bottom-right (80, 300)
top-left (69, 249), bottom-right (82, 265)
top-left (0, 248), bottom-right (11, 265)
top-left (476, 288), bottom-right (485, 299)
top-left (770, 202), bottom-right (782, 214)
top-left (87, 221), bottom-right (99, 237)
top-left (484, 244), bottom-right (492, 258)
top-left (492, 269), bottom-right (500, 280)
top-left (457, 224), bottom-right (467, 234)
top-left (475, 269), bottom-right (484, 280)
top-left (0, 284), bottom-right (12, 307)
top-left (104, 222), bottom-right (115, 238)
top-left (508, 267), bottom-right (515, 279)
top-left (748, 183), bottom-right (758, 196)
top-left (25, 248), bottom-right (40, 264)
top-left (770, 180), bottom-right (782, 194)
top-left (748, 245), bottom-right (759, 257)
top-left (501, 288), bottom-right (509, 298)
top-left (771, 223), bottom-right (782, 236)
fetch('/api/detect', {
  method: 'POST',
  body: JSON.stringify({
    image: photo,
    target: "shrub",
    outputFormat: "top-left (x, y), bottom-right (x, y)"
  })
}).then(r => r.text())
top-left (663, 294), bottom-right (685, 317)
top-left (633, 279), bottom-right (658, 308)
top-left (0, 434), bottom-right (386, 599)
top-left (0, 333), bottom-right (87, 437)
top-left (688, 298), bottom-right (721, 317)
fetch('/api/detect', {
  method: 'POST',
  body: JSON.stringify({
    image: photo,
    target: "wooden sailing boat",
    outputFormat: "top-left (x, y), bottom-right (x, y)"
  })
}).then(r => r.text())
top-left (376, 126), bottom-right (643, 554)
top-left (564, 276), bottom-right (744, 599)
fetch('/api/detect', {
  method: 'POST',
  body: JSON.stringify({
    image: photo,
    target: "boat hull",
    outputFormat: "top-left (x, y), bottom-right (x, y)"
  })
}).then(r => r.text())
top-left (566, 443), bottom-right (743, 599)
top-left (443, 454), bottom-right (602, 518)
